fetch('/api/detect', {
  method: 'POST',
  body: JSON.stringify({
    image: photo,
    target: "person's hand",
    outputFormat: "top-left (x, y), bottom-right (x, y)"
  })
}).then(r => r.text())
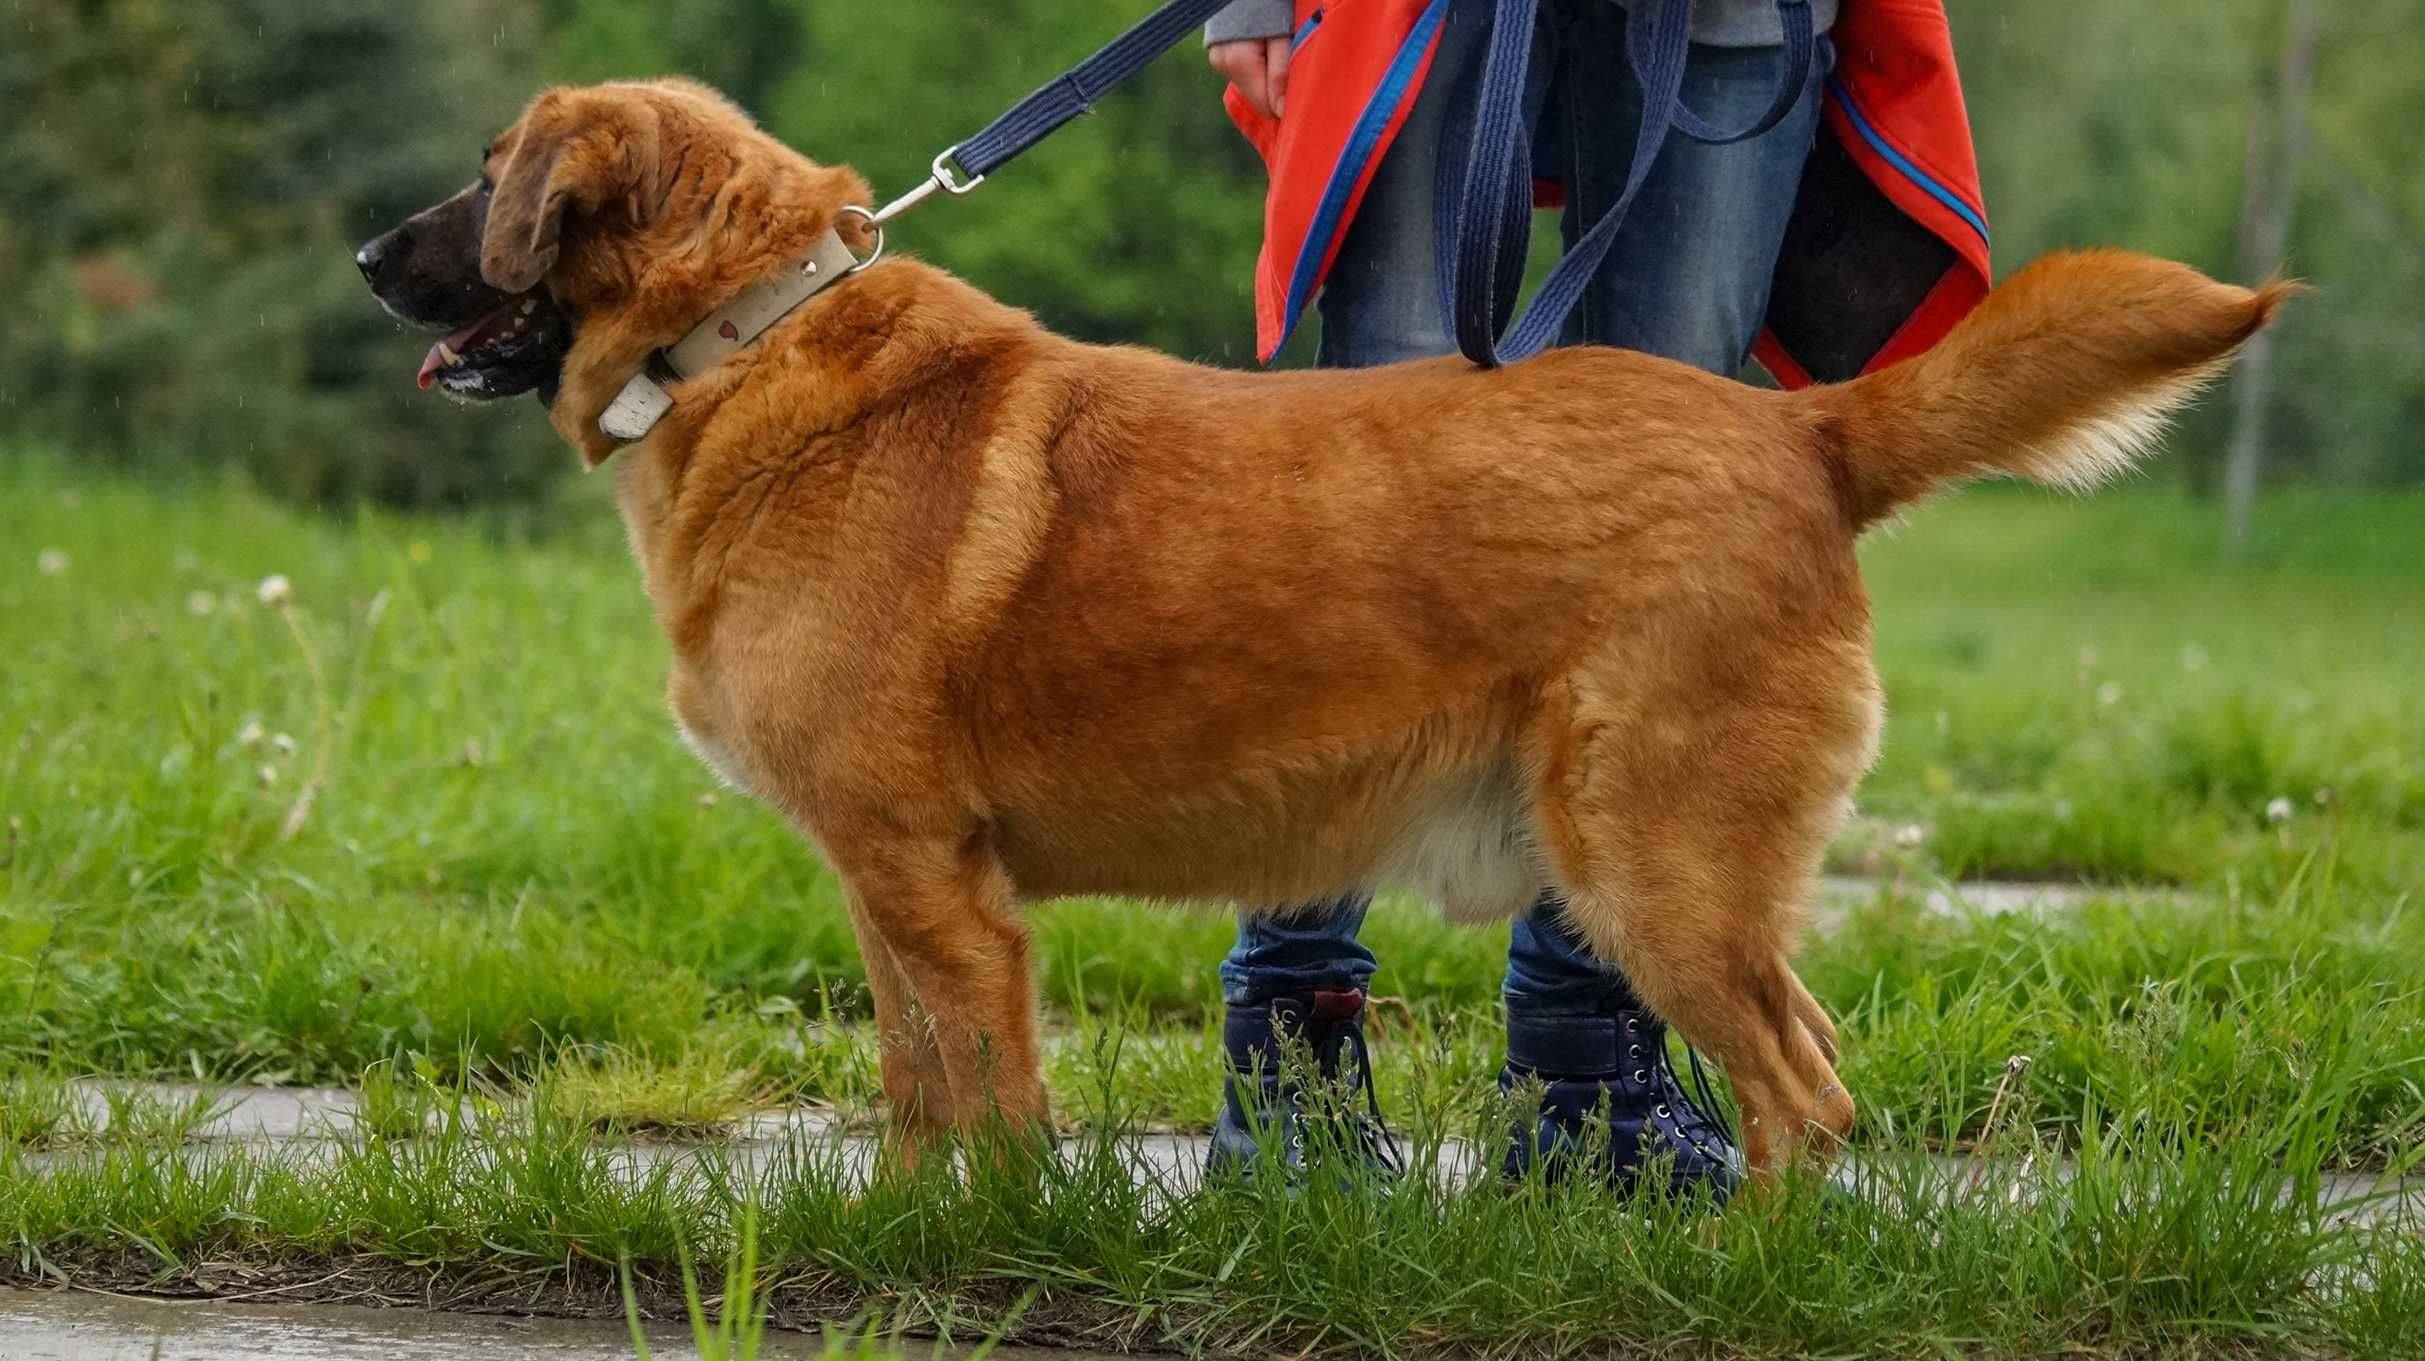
top-left (1209, 36), bottom-right (1291, 119)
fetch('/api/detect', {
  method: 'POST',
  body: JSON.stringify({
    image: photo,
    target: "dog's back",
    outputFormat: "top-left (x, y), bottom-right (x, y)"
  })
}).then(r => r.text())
top-left (969, 250), bottom-right (2291, 918)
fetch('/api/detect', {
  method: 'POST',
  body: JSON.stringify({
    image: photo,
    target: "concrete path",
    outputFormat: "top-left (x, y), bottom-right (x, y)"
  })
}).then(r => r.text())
top-left (0, 1289), bottom-right (1125, 1361)
top-left (29, 1077), bottom-right (2420, 1229)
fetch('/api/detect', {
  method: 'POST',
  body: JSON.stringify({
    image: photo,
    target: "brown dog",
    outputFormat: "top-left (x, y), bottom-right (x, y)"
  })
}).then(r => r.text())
top-left (359, 79), bottom-right (2288, 1179)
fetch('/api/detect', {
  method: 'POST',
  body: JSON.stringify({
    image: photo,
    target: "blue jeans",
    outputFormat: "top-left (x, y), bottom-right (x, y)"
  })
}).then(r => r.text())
top-left (1223, 0), bottom-right (1826, 1017)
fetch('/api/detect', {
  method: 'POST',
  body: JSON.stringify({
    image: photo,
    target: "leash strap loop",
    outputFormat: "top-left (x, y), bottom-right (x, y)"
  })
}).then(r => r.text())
top-left (1436, 0), bottom-right (1814, 368)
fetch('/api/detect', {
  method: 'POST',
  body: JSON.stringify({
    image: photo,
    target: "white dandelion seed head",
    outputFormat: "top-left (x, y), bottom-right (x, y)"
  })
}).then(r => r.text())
top-left (2097, 681), bottom-right (2123, 707)
top-left (236, 719), bottom-right (265, 749)
top-left (256, 574), bottom-right (294, 607)
top-left (187, 590), bottom-right (218, 616)
top-left (2265, 797), bottom-right (2294, 825)
top-left (271, 732), bottom-right (297, 757)
top-left (36, 548), bottom-right (68, 576)
top-left (257, 763), bottom-right (280, 788)
top-left (1893, 823), bottom-right (1927, 849)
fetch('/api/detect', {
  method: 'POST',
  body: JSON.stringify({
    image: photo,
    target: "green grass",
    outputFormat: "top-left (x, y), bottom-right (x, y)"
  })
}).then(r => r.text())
top-left (0, 1069), bottom-right (228, 1149)
top-left (547, 1036), bottom-right (779, 1138)
top-left (3, 1084), bottom-right (2417, 1358)
top-left (4, 457), bottom-right (2424, 1352)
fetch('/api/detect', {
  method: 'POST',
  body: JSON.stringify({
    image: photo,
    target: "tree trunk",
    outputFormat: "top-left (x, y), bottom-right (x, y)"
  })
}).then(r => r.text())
top-left (2222, 0), bottom-right (2318, 556)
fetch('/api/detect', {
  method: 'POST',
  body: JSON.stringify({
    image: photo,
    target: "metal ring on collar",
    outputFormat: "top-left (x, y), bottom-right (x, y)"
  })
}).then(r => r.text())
top-left (838, 204), bottom-right (884, 273)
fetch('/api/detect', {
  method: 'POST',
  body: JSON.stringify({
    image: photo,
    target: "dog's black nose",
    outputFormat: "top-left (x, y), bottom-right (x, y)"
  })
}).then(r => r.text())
top-left (355, 227), bottom-right (407, 290)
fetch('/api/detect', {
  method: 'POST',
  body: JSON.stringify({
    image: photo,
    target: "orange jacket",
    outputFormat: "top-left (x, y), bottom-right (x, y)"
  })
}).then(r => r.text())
top-left (1225, 0), bottom-right (1991, 382)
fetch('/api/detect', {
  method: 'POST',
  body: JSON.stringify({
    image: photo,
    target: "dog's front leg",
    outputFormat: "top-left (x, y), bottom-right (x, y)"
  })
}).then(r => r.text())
top-left (835, 830), bottom-right (1048, 1156)
top-left (846, 902), bottom-right (952, 1158)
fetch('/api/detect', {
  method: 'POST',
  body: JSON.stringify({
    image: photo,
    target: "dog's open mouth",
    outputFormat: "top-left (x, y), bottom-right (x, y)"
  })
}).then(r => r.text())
top-left (417, 297), bottom-right (534, 390)
top-left (412, 292), bottom-right (573, 401)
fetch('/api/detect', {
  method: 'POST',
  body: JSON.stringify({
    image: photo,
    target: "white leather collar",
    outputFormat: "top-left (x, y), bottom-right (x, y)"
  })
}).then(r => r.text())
top-left (598, 226), bottom-right (865, 442)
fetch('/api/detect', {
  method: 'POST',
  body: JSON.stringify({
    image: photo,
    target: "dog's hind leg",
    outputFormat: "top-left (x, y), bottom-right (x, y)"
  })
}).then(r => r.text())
top-left (833, 828), bottom-right (1048, 1152)
top-left (1521, 643), bottom-right (1876, 1181)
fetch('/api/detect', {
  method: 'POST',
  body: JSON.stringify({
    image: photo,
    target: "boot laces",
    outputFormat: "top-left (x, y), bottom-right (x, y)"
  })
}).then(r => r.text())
top-left (1649, 1014), bottom-right (1746, 1149)
top-left (1301, 1011), bottom-right (1403, 1177)
top-left (1625, 1012), bottom-right (1735, 1160)
top-left (1335, 1018), bottom-right (1405, 1175)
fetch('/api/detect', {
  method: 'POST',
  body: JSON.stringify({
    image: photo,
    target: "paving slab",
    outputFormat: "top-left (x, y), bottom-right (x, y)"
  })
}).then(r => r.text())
top-left (30, 1078), bottom-right (2419, 1229)
top-left (0, 1289), bottom-right (1135, 1361)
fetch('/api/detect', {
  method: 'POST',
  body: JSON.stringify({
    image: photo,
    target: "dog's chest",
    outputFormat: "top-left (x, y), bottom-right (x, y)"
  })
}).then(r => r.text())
top-left (664, 660), bottom-right (773, 801)
top-left (676, 715), bottom-right (758, 796)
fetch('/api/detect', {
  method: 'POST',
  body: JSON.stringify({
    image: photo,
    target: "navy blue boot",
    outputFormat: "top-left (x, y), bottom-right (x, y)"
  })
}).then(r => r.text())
top-left (1206, 987), bottom-right (1401, 1183)
top-left (1500, 1005), bottom-right (1741, 1201)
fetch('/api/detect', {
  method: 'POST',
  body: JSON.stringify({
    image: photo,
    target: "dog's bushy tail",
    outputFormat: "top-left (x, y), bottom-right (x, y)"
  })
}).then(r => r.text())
top-left (1813, 249), bottom-right (2297, 530)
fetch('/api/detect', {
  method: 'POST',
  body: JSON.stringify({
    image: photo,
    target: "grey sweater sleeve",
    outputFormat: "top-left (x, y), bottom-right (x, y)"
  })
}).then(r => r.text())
top-left (1206, 0), bottom-right (1295, 45)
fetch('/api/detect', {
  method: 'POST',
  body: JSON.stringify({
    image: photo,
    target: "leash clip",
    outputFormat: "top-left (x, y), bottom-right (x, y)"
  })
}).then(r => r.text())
top-left (931, 145), bottom-right (985, 195)
top-left (869, 145), bottom-right (986, 226)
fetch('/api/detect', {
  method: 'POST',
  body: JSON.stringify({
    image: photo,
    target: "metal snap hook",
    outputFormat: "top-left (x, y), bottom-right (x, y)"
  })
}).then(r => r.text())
top-left (931, 144), bottom-right (984, 195)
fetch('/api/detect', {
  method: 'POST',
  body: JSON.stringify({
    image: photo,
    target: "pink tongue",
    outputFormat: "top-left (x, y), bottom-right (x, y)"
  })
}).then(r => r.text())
top-left (414, 307), bottom-right (513, 390)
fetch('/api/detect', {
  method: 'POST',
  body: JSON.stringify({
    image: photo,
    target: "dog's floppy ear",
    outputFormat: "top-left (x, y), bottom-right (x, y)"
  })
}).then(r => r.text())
top-left (482, 92), bottom-right (650, 294)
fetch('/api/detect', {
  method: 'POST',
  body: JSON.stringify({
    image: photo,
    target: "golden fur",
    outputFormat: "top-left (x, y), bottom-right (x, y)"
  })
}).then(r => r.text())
top-left (476, 79), bottom-right (2289, 1175)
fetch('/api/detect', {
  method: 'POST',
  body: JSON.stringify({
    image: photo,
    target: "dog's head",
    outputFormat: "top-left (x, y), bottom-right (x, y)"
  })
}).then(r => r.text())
top-left (356, 80), bottom-right (870, 419)
top-left (354, 146), bottom-right (576, 403)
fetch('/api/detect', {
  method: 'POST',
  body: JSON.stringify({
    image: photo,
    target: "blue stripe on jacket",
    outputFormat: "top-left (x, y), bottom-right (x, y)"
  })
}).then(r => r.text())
top-left (1826, 75), bottom-right (1989, 246)
top-left (1277, 0), bottom-right (1451, 347)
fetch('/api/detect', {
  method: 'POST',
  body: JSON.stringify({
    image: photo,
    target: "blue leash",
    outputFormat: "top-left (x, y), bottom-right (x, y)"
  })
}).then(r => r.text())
top-left (957, 0), bottom-right (1242, 179)
top-left (1436, 0), bottom-right (1814, 367)
top-left (873, 0), bottom-right (1238, 221)
top-left (873, 0), bottom-right (1811, 370)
